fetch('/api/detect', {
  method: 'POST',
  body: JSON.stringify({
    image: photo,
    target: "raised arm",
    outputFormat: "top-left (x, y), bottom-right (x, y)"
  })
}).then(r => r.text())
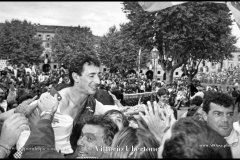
top-left (0, 96), bottom-right (38, 121)
top-left (22, 93), bottom-right (63, 158)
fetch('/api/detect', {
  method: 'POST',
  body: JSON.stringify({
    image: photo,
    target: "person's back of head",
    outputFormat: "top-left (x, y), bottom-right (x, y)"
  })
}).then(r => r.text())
top-left (0, 106), bottom-right (5, 113)
top-left (191, 96), bottom-right (203, 107)
top-left (162, 117), bottom-right (232, 159)
top-left (187, 96), bottom-right (203, 117)
top-left (110, 127), bottom-right (159, 158)
top-left (157, 87), bottom-right (169, 97)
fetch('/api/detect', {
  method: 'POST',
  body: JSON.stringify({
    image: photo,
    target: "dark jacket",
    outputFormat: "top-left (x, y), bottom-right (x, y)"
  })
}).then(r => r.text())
top-left (22, 119), bottom-right (64, 158)
top-left (70, 95), bottom-right (96, 151)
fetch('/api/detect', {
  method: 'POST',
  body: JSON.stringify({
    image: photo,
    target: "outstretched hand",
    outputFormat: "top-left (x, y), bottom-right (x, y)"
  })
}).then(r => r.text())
top-left (139, 101), bottom-right (175, 144)
top-left (108, 91), bottom-right (123, 108)
top-left (14, 95), bottom-right (38, 116)
top-left (38, 92), bottom-right (59, 114)
top-left (0, 113), bottom-right (29, 148)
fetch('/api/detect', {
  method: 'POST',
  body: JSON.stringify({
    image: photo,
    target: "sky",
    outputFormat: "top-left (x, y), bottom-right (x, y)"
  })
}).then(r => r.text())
top-left (0, 1), bottom-right (240, 47)
top-left (0, 2), bottom-right (130, 36)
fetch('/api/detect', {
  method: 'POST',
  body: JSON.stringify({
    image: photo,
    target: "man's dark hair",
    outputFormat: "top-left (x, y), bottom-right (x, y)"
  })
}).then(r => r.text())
top-left (235, 95), bottom-right (240, 113)
top-left (103, 109), bottom-right (129, 128)
top-left (157, 87), bottom-right (169, 97)
top-left (191, 96), bottom-right (203, 107)
top-left (0, 106), bottom-right (5, 113)
top-left (162, 117), bottom-right (232, 159)
top-left (68, 54), bottom-right (100, 86)
top-left (202, 91), bottom-right (234, 114)
top-left (85, 115), bottom-right (118, 146)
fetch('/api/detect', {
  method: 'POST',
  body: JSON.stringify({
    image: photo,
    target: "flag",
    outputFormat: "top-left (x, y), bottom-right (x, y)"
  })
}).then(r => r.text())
top-left (138, 1), bottom-right (185, 12)
top-left (138, 1), bottom-right (240, 29)
top-left (227, 2), bottom-right (240, 27)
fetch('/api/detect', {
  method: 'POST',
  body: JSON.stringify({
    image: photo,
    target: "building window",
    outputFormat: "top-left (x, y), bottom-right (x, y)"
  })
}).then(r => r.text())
top-left (206, 66), bottom-right (209, 72)
top-left (157, 78), bottom-right (160, 80)
top-left (54, 65), bottom-right (57, 69)
top-left (46, 35), bottom-right (51, 41)
top-left (140, 70), bottom-right (142, 73)
top-left (158, 71), bottom-right (161, 74)
top-left (211, 62), bottom-right (216, 69)
top-left (38, 34), bottom-right (42, 38)
top-left (175, 72), bottom-right (178, 75)
top-left (202, 61), bottom-right (205, 66)
top-left (238, 55), bottom-right (240, 61)
top-left (45, 43), bottom-right (50, 48)
top-left (103, 68), bottom-right (106, 72)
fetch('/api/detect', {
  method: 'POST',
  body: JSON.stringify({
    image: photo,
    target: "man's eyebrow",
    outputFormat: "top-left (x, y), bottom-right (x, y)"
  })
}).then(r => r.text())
top-left (88, 72), bottom-right (98, 75)
top-left (84, 132), bottom-right (97, 138)
top-left (212, 110), bottom-right (233, 114)
top-left (213, 111), bottom-right (223, 113)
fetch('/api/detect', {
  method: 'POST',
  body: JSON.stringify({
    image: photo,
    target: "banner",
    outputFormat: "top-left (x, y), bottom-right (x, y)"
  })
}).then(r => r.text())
top-left (138, 2), bottom-right (225, 12)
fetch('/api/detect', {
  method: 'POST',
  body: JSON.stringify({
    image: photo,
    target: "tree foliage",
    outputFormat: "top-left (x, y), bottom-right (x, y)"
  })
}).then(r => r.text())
top-left (0, 19), bottom-right (44, 64)
top-left (97, 24), bottom-right (150, 74)
top-left (51, 26), bottom-right (97, 66)
top-left (122, 2), bottom-right (237, 84)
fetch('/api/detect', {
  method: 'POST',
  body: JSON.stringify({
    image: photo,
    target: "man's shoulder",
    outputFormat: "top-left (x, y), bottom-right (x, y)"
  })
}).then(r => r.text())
top-left (233, 121), bottom-right (240, 134)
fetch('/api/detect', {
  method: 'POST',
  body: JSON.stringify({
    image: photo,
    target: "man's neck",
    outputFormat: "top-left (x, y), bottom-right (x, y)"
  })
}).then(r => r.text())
top-left (68, 86), bottom-right (89, 108)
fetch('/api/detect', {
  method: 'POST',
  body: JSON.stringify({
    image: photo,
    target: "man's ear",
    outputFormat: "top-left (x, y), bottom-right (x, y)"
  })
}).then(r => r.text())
top-left (202, 110), bottom-right (208, 121)
top-left (72, 72), bottom-right (79, 83)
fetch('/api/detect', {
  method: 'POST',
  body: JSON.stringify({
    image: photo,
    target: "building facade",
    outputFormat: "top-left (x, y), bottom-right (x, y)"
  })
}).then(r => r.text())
top-left (35, 24), bottom-right (62, 70)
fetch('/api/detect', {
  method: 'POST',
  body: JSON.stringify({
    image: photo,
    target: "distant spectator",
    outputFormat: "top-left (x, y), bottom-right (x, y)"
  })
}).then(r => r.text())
top-left (187, 96), bottom-right (203, 117)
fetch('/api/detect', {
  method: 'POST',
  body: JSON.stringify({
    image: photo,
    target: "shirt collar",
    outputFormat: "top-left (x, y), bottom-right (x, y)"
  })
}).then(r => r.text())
top-left (225, 129), bottom-right (239, 145)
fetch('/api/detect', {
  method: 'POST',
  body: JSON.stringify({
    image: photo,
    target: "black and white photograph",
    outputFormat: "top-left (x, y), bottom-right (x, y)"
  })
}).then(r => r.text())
top-left (0, 1), bottom-right (239, 159)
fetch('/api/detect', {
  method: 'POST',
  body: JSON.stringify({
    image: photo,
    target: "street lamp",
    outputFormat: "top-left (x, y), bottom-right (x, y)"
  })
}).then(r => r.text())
top-left (151, 46), bottom-right (159, 81)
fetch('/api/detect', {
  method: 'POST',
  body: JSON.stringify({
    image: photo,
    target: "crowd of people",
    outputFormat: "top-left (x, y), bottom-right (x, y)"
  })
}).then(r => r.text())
top-left (0, 54), bottom-right (238, 158)
top-left (197, 65), bottom-right (240, 87)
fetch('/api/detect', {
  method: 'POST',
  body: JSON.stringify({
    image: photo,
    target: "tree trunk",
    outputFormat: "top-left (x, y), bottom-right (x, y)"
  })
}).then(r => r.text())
top-left (165, 70), bottom-right (174, 84)
top-left (187, 69), bottom-right (198, 85)
top-left (188, 74), bottom-right (194, 85)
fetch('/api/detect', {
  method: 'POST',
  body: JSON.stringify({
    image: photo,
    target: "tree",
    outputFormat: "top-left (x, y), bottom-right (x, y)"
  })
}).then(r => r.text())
top-left (97, 24), bottom-right (150, 76)
top-left (51, 26), bottom-right (97, 66)
top-left (0, 19), bottom-right (44, 64)
top-left (122, 2), bottom-right (237, 84)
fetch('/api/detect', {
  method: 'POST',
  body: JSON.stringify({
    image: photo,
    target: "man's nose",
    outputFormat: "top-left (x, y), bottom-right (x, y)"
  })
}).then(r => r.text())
top-left (77, 136), bottom-right (86, 146)
top-left (222, 114), bottom-right (229, 122)
top-left (94, 75), bottom-right (100, 84)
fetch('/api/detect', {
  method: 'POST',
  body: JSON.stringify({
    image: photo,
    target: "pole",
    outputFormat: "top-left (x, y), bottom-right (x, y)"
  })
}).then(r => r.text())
top-left (138, 48), bottom-right (141, 80)
top-left (154, 58), bottom-right (157, 81)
